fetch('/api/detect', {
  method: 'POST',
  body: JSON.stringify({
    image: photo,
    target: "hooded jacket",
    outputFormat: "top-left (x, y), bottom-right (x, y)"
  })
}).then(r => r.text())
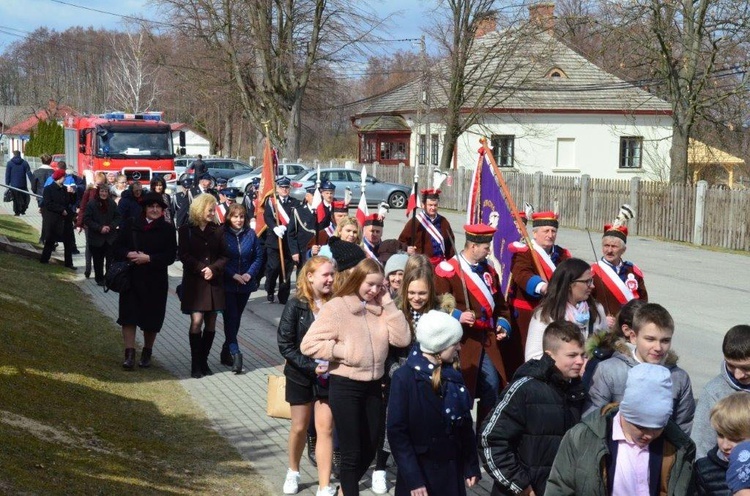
top-left (545, 406), bottom-right (695, 496)
top-left (479, 354), bottom-right (586, 496)
top-left (5, 155), bottom-right (33, 189)
top-left (692, 362), bottom-right (750, 458)
top-left (584, 340), bottom-right (696, 435)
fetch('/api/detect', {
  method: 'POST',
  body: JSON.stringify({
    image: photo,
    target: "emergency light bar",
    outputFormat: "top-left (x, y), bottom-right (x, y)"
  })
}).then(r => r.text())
top-left (99, 111), bottom-right (163, 122)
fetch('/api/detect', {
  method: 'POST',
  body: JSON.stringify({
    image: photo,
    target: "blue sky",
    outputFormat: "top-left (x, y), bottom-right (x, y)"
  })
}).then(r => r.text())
top-left (0, 0), bottom-right (431, 52)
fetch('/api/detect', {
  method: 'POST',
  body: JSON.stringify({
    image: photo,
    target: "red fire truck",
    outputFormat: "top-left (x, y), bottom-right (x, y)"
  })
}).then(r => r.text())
top-left (63, 111), bottom-right (179, 186)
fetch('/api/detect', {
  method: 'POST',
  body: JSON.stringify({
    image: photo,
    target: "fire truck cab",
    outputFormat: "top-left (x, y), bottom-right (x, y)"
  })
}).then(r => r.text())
top-left (64, 111), bottom-right (177, 186)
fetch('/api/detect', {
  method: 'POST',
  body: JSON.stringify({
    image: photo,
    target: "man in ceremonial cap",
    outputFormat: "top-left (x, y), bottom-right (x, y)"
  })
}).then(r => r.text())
top-left (191, 173), bottom-right (219, 201)
top-left (508, 210), bottom-right (571, 351)
top-left (435, 223), bottom-right (512, 429)
top-left (215, 188), bottom-right (238, 224)
top-left (173, 177), bottom-right (194, 228)
top-left (398, 188), bottom-right (455, 265)
top-left (264, 176), bottom-right (300, 304)
top-left (591, 205), bottom-right (647, 317)
top-left (361, 211), bottom-right (414, 265)
top-left (306, 200), bottom-right (350, 256)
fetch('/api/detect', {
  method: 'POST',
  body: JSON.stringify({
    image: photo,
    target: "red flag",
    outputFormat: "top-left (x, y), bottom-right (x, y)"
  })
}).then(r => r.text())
top-left (254, 137), bottom-right (276, 235)
top-left (356, 191), bottom-right (369, 225)
top-left (405, 183), bottom-right (421, 217)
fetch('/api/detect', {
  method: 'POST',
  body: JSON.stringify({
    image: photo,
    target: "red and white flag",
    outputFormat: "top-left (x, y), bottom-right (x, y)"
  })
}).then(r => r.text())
top-left (406, 183), bottom-right (421, 217)
top-left (356, 191), bottom-right (368, 225)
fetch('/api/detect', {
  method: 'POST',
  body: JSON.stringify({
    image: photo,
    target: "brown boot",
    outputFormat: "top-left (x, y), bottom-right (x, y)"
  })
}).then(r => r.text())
top-left (122, 348), bottom-right (136, 370)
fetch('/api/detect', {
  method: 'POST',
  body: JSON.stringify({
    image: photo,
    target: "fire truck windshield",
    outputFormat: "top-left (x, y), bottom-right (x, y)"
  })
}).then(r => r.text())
top-left (97, 130), bottom-right (173, 158)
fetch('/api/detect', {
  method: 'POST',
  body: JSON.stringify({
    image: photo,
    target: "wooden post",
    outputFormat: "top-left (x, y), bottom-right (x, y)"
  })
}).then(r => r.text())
top-left (578, 174), bottom-right (590, 229)
top-left (533, 171), bottom-right (543, 209)
top-left (693, 180), bottom-right (708, 246)
top-left (629, 177), bottom-right (641, 236)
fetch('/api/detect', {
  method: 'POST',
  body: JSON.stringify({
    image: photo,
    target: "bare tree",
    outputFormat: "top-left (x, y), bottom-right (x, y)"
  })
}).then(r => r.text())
top-left (105, 30), bottom-right (160, 113)
top-left (160, 0), bottom-right (382, 159)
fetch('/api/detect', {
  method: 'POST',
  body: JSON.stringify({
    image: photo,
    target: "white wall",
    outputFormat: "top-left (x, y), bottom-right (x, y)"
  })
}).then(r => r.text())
top-left (407, 112), bottom-right (672, 181)
top-left (172, 130), bottom-right (211, 157)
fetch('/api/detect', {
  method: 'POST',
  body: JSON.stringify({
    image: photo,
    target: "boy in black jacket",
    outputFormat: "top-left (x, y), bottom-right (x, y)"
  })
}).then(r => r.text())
top-left (480, 321), bottom-right (586, 496)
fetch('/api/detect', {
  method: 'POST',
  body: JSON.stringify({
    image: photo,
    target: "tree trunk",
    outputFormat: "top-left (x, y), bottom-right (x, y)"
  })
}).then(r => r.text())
top-left (223, 115), bottom-right (233, 158)
top-left (669, 123), bottom-right (690, 184)
top-left (283, 96), bottom-right (302, 161)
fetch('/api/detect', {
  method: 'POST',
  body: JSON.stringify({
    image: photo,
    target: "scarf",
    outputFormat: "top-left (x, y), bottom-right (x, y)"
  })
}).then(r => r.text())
top-left (566, 301), bottom-right (591, 336)
top-left (406, 343), bottom-right (473, 428)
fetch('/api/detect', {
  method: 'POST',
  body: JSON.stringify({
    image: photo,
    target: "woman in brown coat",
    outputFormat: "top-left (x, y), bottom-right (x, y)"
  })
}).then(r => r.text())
top-left (179, 193), bottom-right (228, 379)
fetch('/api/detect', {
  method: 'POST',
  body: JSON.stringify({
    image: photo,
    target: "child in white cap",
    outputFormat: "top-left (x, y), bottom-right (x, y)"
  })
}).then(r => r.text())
top-left (387, 310), bottom-right (480, 496)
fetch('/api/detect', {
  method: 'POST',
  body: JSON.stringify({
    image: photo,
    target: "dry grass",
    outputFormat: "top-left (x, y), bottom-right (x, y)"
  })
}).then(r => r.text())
top-left (0, 216), bottom-right (270, 495)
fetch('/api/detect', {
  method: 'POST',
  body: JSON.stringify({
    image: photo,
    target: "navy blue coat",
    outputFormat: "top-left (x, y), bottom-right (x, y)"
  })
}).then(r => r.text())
top-left (117, 189), bottom-right (144, 227)
top-left (387, 365), bottom-right (481, 496)
top-left (5, 155), bottom-right (33, 189)
top-left (223, 225), bottom-right (264, 293)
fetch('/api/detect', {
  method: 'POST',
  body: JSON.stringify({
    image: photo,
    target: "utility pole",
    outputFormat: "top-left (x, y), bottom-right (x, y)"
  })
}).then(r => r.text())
top-left (421, 35), bottom-right (432, 169)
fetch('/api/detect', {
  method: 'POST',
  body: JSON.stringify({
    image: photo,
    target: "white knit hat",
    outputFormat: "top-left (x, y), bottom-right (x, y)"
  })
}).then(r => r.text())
top-left (384, 253), bottom-right (409, 276)
top-left (416, 310), bottom-right (463, 354)
top-left (620, 363), bottom-right (674, 428)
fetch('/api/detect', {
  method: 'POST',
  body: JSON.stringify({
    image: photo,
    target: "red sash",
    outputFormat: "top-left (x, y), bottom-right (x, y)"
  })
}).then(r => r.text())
top-left (216, 203), bottom-right (227, 224)
top-left (592, 261), bottom-right (635, 305)
top-left (448, 256), bottom-right (496, 319)
top-left (532, 242), bottom-right (556, 280)
top-left (270, 197), bottom-right (290, 226)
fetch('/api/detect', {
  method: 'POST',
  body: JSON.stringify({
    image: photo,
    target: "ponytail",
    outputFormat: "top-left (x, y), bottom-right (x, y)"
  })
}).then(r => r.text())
top-left (431, 355), bottom-right (443, 393)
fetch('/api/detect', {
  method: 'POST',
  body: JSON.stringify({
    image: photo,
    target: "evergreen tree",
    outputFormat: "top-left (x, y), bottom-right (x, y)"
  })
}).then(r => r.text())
top-left (24, 119), bottom-right (65, 157)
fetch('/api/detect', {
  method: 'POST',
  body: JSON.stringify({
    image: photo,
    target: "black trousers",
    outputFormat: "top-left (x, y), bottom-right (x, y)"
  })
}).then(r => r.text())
top-left (264, 246), bottom-right (292, 302)
top-left (41, 219), bottom-right (74, 266)
top-left (89, 243), bottom-right (112, 281)
top-left (328, 375), bottom-right (383, 496)
top-left (11, 189), bottom-right (30, 214)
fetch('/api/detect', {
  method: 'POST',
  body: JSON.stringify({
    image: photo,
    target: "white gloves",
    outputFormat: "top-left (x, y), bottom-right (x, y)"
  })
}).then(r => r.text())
top-left (250, 218), bottom-right (256, 230)
top-left (273, 225), bottom-right (287, 238)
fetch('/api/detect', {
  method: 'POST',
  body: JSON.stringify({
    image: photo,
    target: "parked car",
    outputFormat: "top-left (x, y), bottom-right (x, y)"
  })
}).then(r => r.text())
top-left (289, 168), bottom-right (410, 208)
top-left (227, 163), bottom-right (310, 194)
top-left (176, 157), bottom-right (254, 182)
top-left (50, 154), bottom-right (65, 169)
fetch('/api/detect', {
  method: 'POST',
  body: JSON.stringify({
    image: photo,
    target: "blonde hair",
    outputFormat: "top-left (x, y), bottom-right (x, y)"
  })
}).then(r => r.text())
top-left (333, 258), bottom-right (383, 298)
top-left (404, 254), bottom-right (432, 274)
top-left (189, 193), bottom-right (218, 226)
top-left (296, 256), bottom-right (335, 314)
top-left (710, 393), bottom-right (750, 440)
top-left (334, 216), bottom-right (361, 244)
top-left (429, 353), bottom-right (461, 393)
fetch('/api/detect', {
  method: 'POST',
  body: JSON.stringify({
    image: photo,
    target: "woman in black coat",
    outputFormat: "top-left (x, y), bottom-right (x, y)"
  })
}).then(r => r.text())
top-left (277, 256), bottom-right (336, 496)
top-left (178, 193), bottom-right (227, 379)
top-left (40, 169), bottom-right (76, 268)
top-left (112, 192), bottom-right (177, 370)
top-left (387, 310), bottom-right (480, 496)
top-left (83, 184), bottom-right (121, 286)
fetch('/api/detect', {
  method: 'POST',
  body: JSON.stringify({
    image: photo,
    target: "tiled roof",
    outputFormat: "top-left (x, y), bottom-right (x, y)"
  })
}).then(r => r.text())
top-left (358, 115), bottom-right (411, 132)
top-left (3, 104), bottom-right (77, 135)
top-left (0, 105), bottom-right (29, 130)
top-left (355, 31), bottom-right (670, 117)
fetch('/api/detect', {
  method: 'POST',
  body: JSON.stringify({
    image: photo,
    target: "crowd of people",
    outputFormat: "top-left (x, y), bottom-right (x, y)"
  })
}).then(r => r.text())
top-left (7, 155), bottom-right (750, 496)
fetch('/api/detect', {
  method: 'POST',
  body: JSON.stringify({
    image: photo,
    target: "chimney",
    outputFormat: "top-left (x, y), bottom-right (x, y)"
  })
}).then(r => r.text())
top-left (528, 3), bottom-right (555, 34)
top-left (474, 13), bottom-right (497, 38)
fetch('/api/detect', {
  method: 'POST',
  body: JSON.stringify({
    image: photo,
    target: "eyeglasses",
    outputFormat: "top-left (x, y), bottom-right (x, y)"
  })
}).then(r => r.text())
top-left (573, 278), bottom-right (595, 287)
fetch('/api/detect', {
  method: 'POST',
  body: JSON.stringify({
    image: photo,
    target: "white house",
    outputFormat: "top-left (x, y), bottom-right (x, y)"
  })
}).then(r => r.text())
top-left (351, 5), bottom-right (673, 181)
top-left (170, 123), bottom-right (211, 157)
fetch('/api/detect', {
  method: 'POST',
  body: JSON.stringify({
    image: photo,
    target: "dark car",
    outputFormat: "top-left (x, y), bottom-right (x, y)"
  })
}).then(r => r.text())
top-left (176, 157), bottom-right (254, 182)
top-left (289, 168), bottom-right (410, 208)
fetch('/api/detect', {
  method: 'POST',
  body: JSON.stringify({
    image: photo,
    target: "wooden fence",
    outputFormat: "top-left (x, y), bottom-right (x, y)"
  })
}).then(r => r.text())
top-left (370, 163), bottom-right (750, 252)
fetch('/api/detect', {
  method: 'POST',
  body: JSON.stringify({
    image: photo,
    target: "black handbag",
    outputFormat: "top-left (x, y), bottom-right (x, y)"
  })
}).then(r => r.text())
top-left (104, 223), bottom-right (138, 293)
top-left (3, 189), bottom-right (12, 202)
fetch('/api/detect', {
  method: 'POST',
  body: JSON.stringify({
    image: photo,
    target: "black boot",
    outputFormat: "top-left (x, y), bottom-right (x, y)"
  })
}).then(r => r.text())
top-left (200, 331), bottom-right (216, 376)
top-left (138, 348), bottom-right (152, 368)
top-left (307, 433), bottom-right (318, 467)
top-left (122, 348), bottom-right (135, 370)
top-left (189, 333), bottom-right (203, 379)
top-left (332, 450), bottom-right (341, 479)
top-left (231, 352), bottom-right (243, 374)
top-left (220, 343), bottom-right (233, 366)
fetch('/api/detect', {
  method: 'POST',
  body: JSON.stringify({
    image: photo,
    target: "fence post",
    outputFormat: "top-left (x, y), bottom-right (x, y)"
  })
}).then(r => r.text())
top-left (533, 171), bottom-right (543, 208)
top-left (629, 177), bottom-right (641, 235)
top-left (578, 174), bottom-right (590, 229)
top-left (693, 180), bottom-right (708, 246)
top-left (398, 163), bottom-right (404, 184)
top-left (372, 161), bottom-right (379, 178)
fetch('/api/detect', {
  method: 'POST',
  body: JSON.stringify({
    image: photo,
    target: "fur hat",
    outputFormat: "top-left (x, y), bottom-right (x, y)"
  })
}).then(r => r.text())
top-left (384, 253), bottom-right (409, 276)
top-left (328, 236), bottom-right (366, 271)
top-left (619, 363), bottom-right (673, 429)
top-left (142, 192), bottom-right (168, 210)
top-left (416, 310), bottom-right (463, 355)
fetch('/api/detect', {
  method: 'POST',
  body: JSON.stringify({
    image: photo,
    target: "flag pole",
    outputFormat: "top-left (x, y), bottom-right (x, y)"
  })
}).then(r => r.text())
top-left (411, 167), bottom-right (419, 246)
top-left (264, 121), bottom-right (286, 282)
top-left (479, 137), bottom-right (546, 281)
top-left (315, 164), bottom-right (321, 246)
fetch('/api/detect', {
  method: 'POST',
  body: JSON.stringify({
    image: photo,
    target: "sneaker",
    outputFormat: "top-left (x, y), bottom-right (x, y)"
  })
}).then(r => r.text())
top-left (316, 486), bottom-right (337, 496)
top-left (371, 470), bottom-right (387, 494)
top-left (283, 469), bottom-right (300, 494)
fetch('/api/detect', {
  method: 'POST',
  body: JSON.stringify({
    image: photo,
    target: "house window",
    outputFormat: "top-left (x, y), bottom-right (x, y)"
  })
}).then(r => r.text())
top-left (490, 135), bottom-right (515, 167)
top-left (431, 134), bottom-right (439, 166)
top-left (418, 134), bottom-right (426, 165)
top-left (362, 139), bottom-right (376, 163)
top-left (556, 138), bottom-right (576, 168)
top-left (620, 137), bottom-right (643, 169)
top-left (380, 140), bottom-right (407, 161)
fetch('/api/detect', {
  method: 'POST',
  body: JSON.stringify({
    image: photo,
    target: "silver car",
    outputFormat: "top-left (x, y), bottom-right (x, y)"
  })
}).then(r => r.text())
top-left (289, 168), bottom-right (410, 208)
top-left (228, 163), bottom-right (310, 194)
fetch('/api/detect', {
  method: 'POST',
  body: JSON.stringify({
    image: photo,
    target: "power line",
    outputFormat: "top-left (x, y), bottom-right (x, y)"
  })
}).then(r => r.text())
top-left (48, 0), bottom-right (173, 28)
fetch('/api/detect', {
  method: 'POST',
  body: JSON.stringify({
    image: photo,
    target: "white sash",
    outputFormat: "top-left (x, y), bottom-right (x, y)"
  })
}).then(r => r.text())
top-left (362, 240), bottom-right (382, 265)
top-left (416, 211), bottom-right (445, 253)
top-left (594, 260), bottom-right (635, 304)
top-left (452, 255), bottom-right (495, 313)
top-left (271, 196), bottom-right (290, 226)
top-left (325, 223), bottom-right (335, 236)
top-left (532, 242), bottom-right (556, 280)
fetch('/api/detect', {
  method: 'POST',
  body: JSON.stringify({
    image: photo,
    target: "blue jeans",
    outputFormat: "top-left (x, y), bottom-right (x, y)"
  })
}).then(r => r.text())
top-left (223, 291), bottom-right (251, 354)
top-left (476, 349), bottom-right (501, 411)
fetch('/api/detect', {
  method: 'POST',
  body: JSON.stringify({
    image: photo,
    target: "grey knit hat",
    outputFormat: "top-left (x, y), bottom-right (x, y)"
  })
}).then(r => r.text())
top-left (416, 310), bottom-right (463, 355)
top-left (619, 363), bottom-right (673, 428)
top-left (384, 253), bottom-right (409, 276)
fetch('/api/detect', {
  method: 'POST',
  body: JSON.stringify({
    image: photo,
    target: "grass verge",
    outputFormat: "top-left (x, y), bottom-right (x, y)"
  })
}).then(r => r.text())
top-left (0, 213), bottom-right (41, 245)
top-left (0, 220), bottom-right (269, 495)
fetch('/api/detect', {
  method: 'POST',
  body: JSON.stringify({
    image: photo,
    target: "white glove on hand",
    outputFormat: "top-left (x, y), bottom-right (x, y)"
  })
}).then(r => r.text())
top-left (249, 218), bottom-right (257, 230)
top-left (273, 225), bottom-right (287, 238)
